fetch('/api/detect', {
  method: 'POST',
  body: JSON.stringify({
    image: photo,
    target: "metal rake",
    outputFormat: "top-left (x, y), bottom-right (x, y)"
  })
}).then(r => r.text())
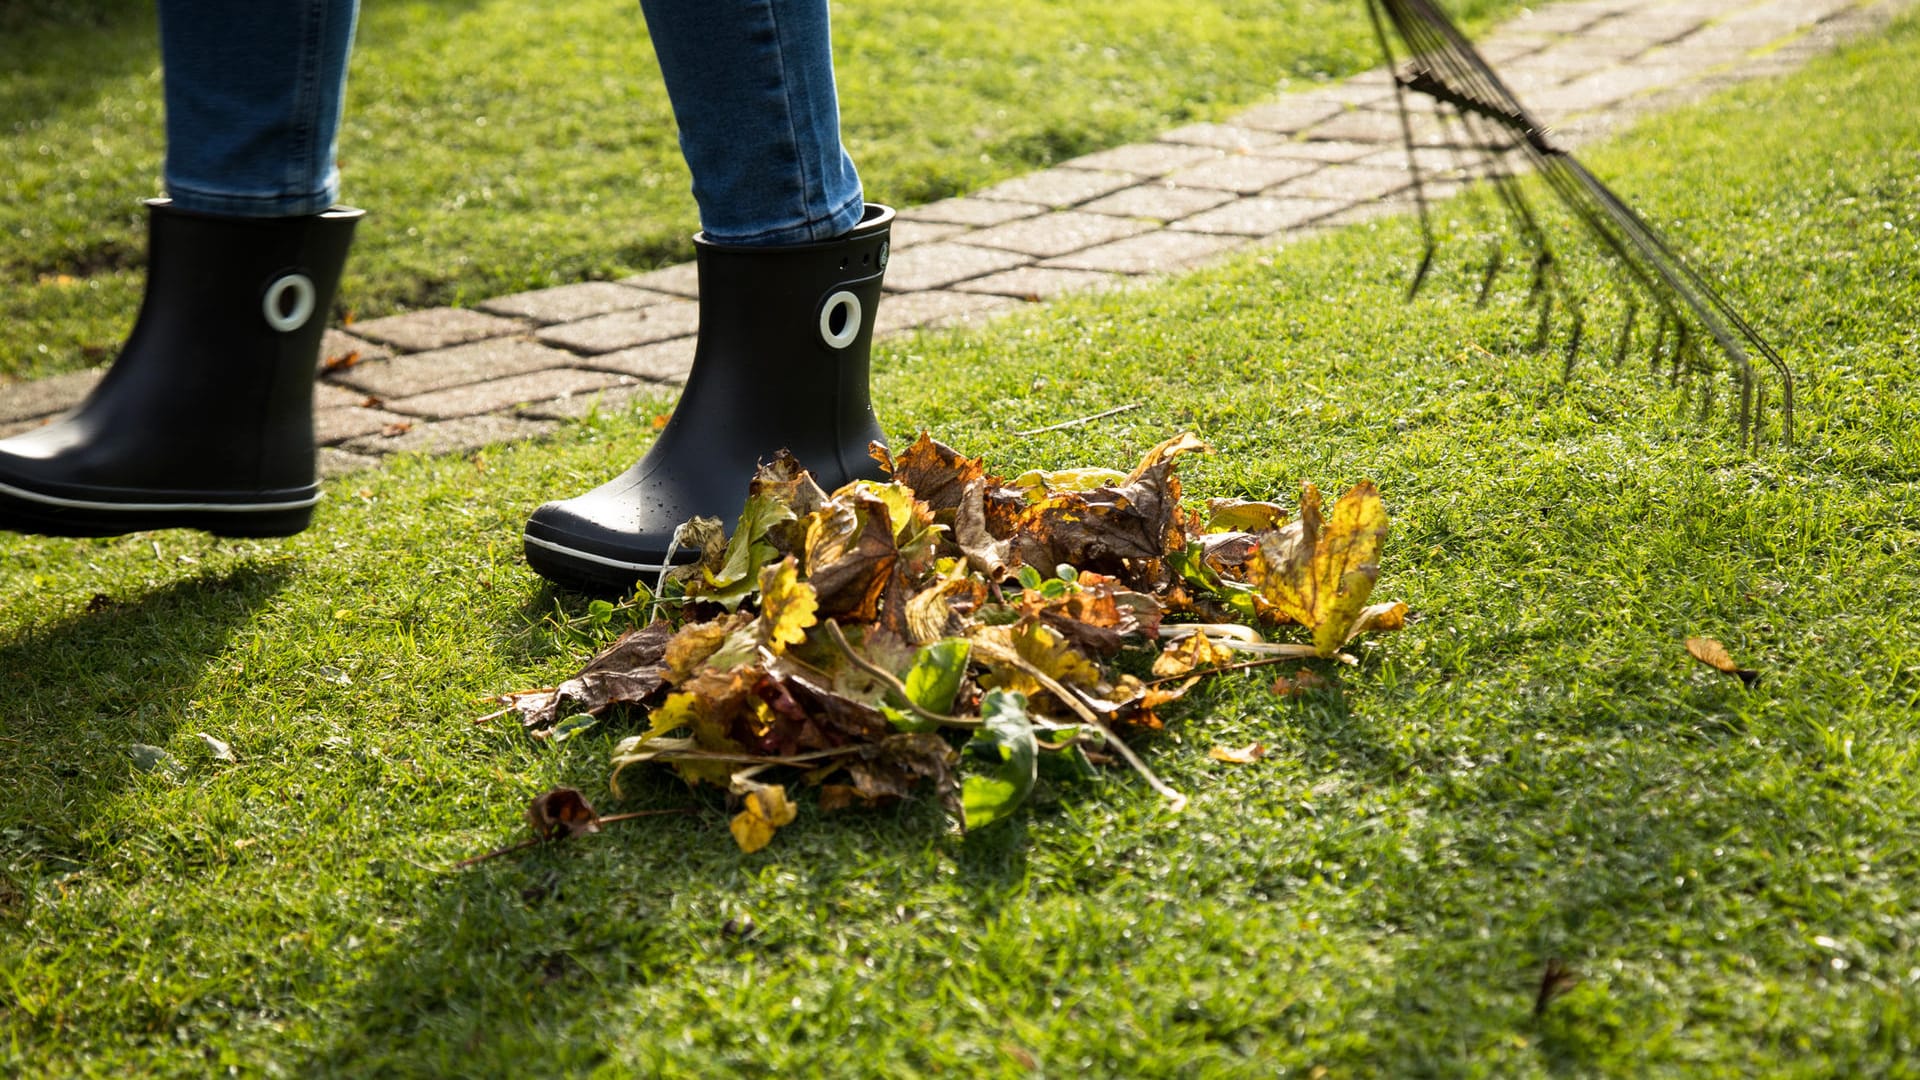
top-left (1365, 0), bottom-right (1795, 446)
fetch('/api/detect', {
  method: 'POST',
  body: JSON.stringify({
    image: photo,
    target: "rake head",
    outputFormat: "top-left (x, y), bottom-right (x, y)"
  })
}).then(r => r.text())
top-left (1366, 0), bottom-right (1795, 447)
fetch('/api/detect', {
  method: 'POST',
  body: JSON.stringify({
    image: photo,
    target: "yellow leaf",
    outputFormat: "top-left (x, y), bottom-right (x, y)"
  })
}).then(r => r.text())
top-left (1125, 431), bottom-right (1212, 483)
top-left (757, 556), bottom-right (819, 653)
top-left (728, 781), bottom-right (799, 853)
top-left (1344, 600), bottom-right (1409, 644)
top-left (1205, 498), bottom-right (1288, 533)
top-left (1151, 629), bottom-right (1236, 678)
top-left (1209, 743), bottom-right (1267, 764)
top-left (1247, 481), bottom-right (1392, 657)
top-left (1685, 637), bottom-right (1761, 687)
top-left (1008, 466), bottom-right (1130, 500)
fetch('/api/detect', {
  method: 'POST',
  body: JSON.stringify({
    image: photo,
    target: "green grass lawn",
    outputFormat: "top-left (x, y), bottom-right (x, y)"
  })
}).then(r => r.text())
top-left (6, 9), bottom-right (1920, 1076)
top-left (0, 0), bottom-right (1517, 383)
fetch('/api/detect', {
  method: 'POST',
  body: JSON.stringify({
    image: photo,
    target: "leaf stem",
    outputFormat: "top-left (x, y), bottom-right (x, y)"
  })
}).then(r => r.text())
top-left (822, 619), bottom-right (982, 730)
top-left (995, 651), bottom-right (1187, 813)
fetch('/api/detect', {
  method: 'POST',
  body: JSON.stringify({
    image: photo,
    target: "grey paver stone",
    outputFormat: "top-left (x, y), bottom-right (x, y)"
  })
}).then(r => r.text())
top-left (619, 262), bottom-right (701, 298)
top-left (343, 414), bottom-right (556, 458)
top-left (962, 211), bottom-right (1154, 258)
top-left (1060, 142), bottom-right (1224, 177)
top-left (1164, 155), bottom-right (1322, 195)
top-left (952, 267), bottom-right (1126, 301)
top-left (1158, 123), bottom-right (1287, 152)
top-left (1173, 196), bottom-right (1344, 237)
top-left (385, 367), bottom-right (630, 420)
top-left (1304, 107), bottom-right (1438, 146)
top-left (873, 291), bottom-right (1020, 335)
top-left (891, 220), bottom-right (969, 249)
top-left (1041, 231), bottom-right (1246, 275)
top-left (1296, 80), bottom-right (1395, 107)
top-left (318, 446), bottom-right (382, 479)
top-left (349, 307), bottom-right (528, 352)
top-left (1231, 96), bottom-right (1348, 134)
top-left (581, 338), bottom-right (698, 383)
top-left (1270, 164), bottom-right (1413, 202)
top-left (319, 329), bottom-right (390, 371)
top-left (1260, 139), bottom-right (1384, 163)
top-left (1079, 184), bottom-right (1238, 220)
top-left (900, 197), bottom-right (1048, 227)
top-left (314, 381), bottom-right (370, 409)
top-left (479, 281), bottom-right (671, 324)
top-left (536, 301), bottom-right (701, 355)
top-left (327, 337), bottom-right (579, 399)
top-left (0, 368), bottom-right (101, 423)
top-left (316, 404), bottom-right (414, 445)
top-left (879, 243), bottom-right (1032, 292)
top-left (518, 381), bottom-right (677, 422)
top-left (974, 169), bottom-right (1139, 209)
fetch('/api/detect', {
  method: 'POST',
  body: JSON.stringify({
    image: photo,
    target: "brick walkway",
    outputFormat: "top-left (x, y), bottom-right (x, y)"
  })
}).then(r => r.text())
top-left (2, 0), bottom-right (1908, 473)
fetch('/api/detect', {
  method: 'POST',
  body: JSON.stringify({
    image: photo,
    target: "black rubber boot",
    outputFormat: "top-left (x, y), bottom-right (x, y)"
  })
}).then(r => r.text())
top-left (523, 204), bottom-right (896, 593)
top-left (0, 199), bottom-right (361, 539)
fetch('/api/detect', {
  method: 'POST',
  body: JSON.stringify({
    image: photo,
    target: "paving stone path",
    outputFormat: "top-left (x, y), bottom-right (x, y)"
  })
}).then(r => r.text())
top-left (3, 0), bottom-right (1910, 475)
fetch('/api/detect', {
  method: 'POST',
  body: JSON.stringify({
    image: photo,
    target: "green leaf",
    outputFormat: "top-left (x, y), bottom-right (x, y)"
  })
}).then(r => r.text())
top-left (887, 638), bottom-right (971, 732)
top-left (698, 494), bottom-right (797, 610)
top-left (960, 689), bottom-right (1038, 829)
top-left (1017, 564), bottom-right (1044, 591)
top-left (549, 713), bottom-right (600, 745)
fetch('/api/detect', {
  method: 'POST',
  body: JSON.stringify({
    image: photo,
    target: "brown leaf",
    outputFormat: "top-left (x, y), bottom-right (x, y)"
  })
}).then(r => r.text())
top-left (514, 620), bottom-right (676, 730)
top-left (803, 491), bottom-right (899, 621)
top-left (889, 433), bottom-right (986, 520)
top-left (379, 420), bottom-right (414, 437)
top-left (1208, 743), bottom-right (1267, 764)
top-left (952, 478), bottom-right (1014, 579)
top-left (1269, 669), bottom-right (1328, 697)
top-left (1534, 958), bottom-right (1580, 1017)
top-left (526, 787), bottom-right (601, 840)
top-left (1685, 637), bottom-right (1760, 688)
top-left (840, 733), bottom-right (961, 816)
top-left (321, 349), bottom-right (361, 373)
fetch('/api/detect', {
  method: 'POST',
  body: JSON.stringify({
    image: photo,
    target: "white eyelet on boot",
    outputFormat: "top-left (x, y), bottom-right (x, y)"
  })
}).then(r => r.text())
top-left (819, 290), bottom-right (862, 350)
top-left (262, 273), bottom-right (316, 333)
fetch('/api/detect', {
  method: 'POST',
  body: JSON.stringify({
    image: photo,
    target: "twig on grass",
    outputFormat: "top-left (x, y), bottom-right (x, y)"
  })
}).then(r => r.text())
top-left (1010, 402), bottom-right (1142, 437)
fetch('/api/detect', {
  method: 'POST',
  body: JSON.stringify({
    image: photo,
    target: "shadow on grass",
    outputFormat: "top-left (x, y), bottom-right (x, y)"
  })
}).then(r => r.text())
top-left (0, 562), bottom-right (291, 863)
top-left (298, 735), bottom-right (1023, 1070)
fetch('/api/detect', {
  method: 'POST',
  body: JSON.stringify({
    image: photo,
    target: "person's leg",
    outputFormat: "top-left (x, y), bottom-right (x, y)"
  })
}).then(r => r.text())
top-left (159, 0), bottom-right (358, 217)
top-left (522, 0), bottom-right (892, 592)
top-left (637, 0), bottom-right (865, 244)
top-left (0, 0), bottom-right (362, 539)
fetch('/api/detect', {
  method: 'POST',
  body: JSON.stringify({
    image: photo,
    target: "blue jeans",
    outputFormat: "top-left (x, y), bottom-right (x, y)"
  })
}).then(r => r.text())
top-left (157, 0), bottom-right (863, 244)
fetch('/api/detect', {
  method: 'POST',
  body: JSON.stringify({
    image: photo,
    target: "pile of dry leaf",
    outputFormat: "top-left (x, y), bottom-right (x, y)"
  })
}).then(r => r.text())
top-left (497, 433), bottom-right (1405, 853)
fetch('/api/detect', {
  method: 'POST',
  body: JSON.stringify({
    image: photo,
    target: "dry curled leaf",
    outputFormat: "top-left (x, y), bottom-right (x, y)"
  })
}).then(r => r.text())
top-left (1208, 743), bottom-right (1267, 764)
top-left (1686, 637), bottom-right (1760, 688)
top-left (1269, 669), bottom-right (1329, 697)
top-left (526, 787), bottom-right (602, 840)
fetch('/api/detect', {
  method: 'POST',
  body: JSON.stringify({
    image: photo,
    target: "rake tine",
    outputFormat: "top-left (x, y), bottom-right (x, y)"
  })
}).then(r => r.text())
top-left (1371, 0), bottom-right (1796, 447)
top-left (1477, 242), bottom-right (1505, 306)
top-left (1612, 300), bottom-right (1638, 369)
top-left (1531, 284), bottom-right (1555, 353)
top-left (1562, 306), bottom-right (1586, 384)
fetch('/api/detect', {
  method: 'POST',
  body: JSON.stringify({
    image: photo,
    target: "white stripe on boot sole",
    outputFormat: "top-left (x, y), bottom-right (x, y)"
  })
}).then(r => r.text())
top-left (523, 532), bottom-right (683, 574)
top-left (0, 479), bottom-right (321, 514)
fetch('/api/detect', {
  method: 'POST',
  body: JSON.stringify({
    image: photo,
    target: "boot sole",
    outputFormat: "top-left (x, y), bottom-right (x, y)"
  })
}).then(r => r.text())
top-left (0, 480), bottom-right (318, 539)
top-left (521, 531), bottom-right (694, 595)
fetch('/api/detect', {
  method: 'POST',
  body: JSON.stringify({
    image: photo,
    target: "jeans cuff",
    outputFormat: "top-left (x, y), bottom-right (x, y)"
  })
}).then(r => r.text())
top-left (163, 181), bottom-right (342, 219)
top-left (704, 190), bottom-right (867, 247)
